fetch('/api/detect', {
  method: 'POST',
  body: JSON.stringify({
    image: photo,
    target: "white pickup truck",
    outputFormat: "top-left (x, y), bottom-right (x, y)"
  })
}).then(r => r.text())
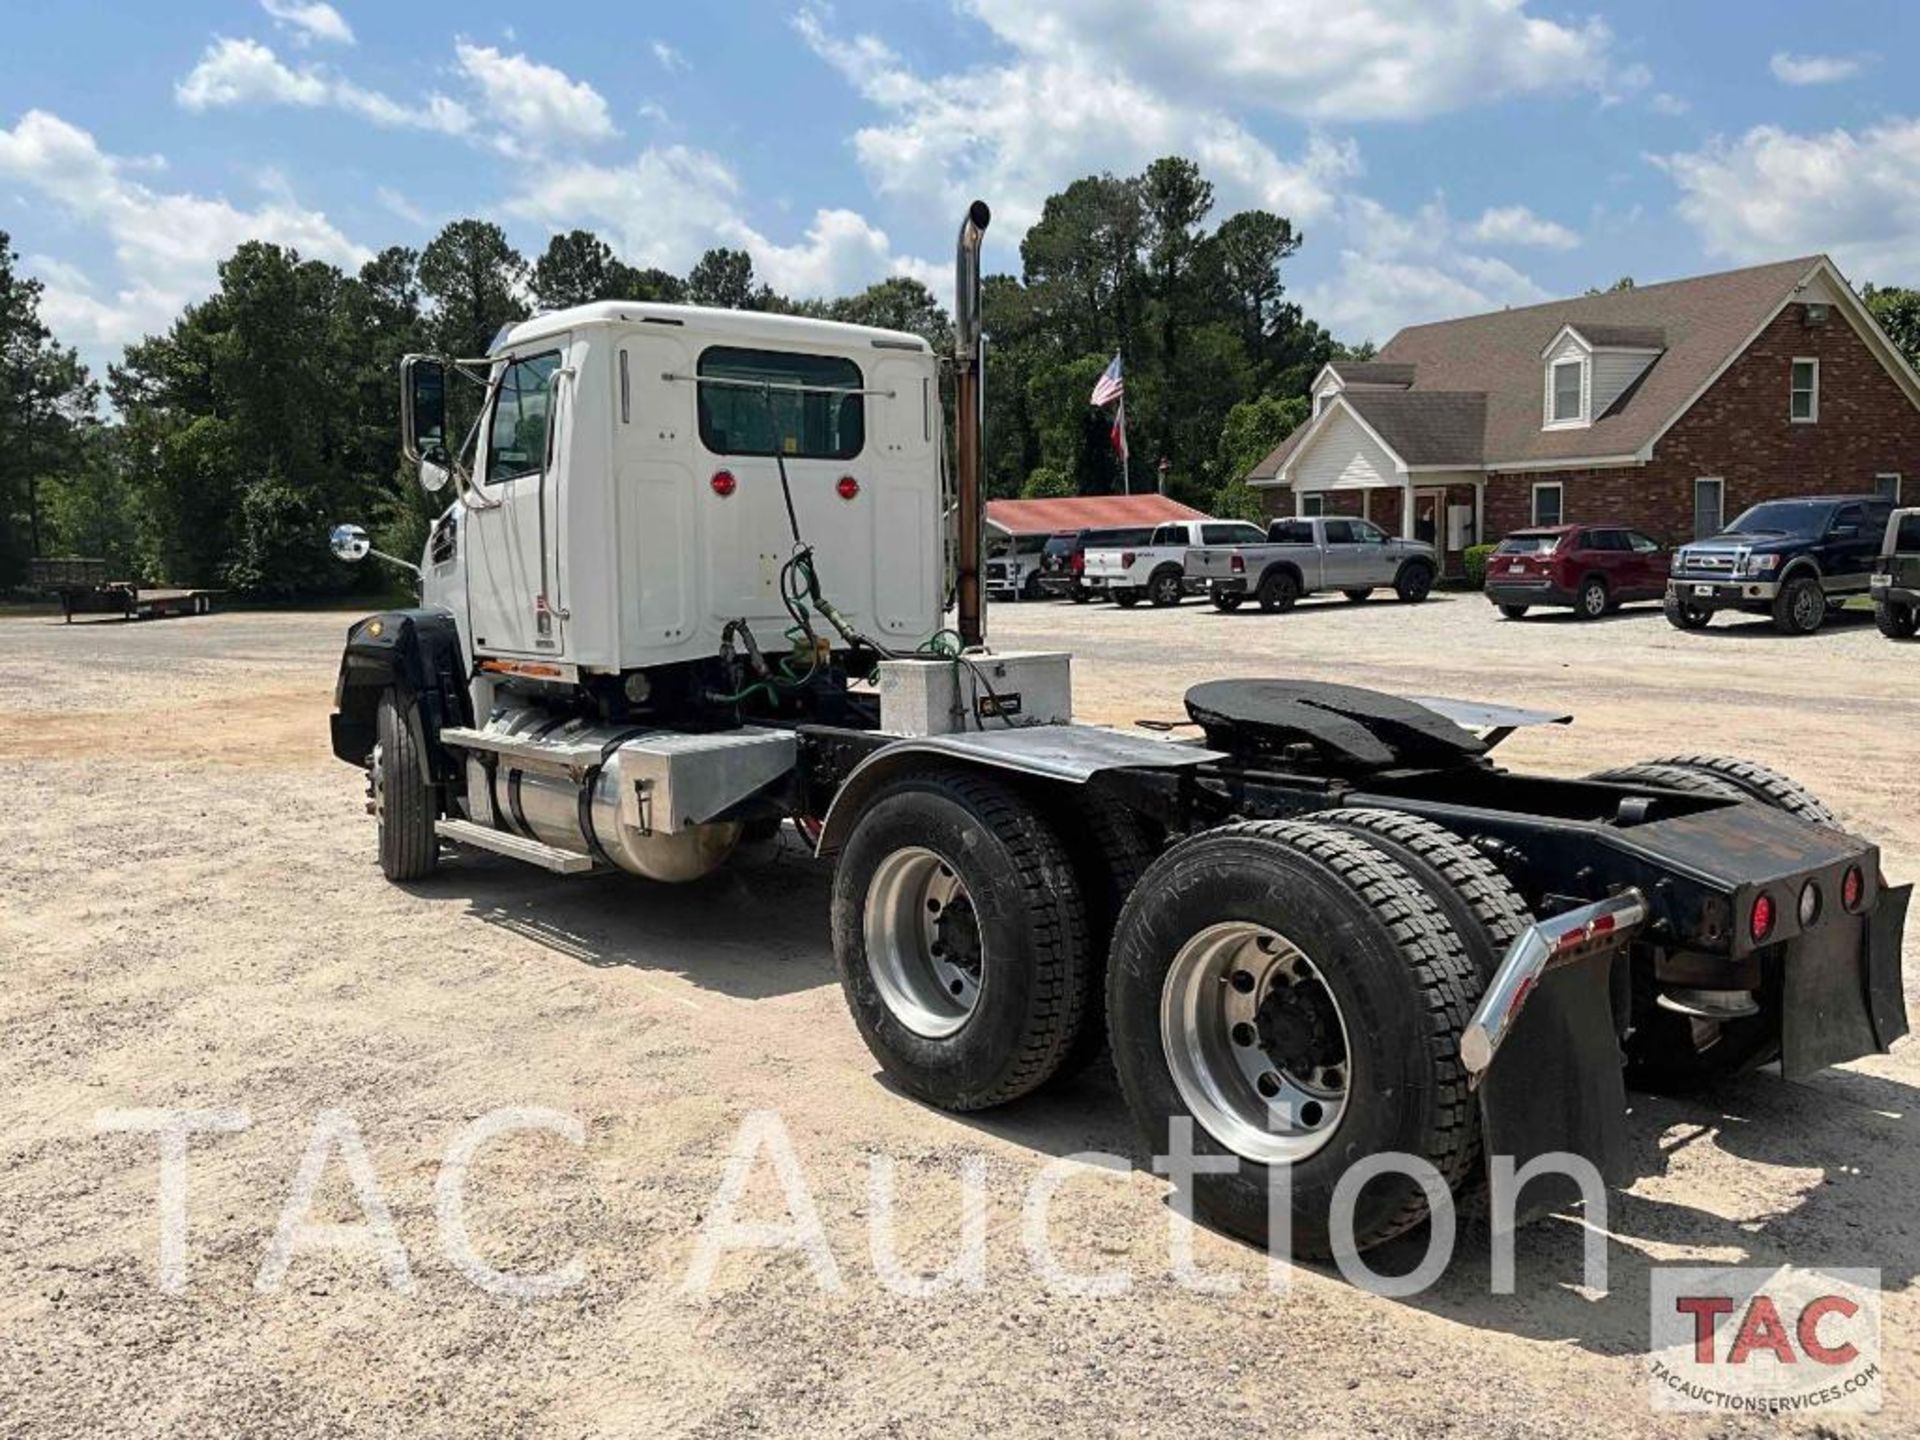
top-left (1083, 517), bottom-right (1267, 607)
top-left (1186, 516), bottom-right (1439, 612)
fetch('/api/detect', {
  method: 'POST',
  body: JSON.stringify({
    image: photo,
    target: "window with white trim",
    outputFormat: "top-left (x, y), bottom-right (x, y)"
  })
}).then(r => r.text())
top-left (1545, 359), bottom-right (1585, 427)
top-left (1875, 473), bottom-right (1901, 502)
top-left (1530, 481), bottom-right (1564, 527)
top-left (1693, 477), bottom-right (1724, 539)
top-left (1790, 358), bottom-right (1819, 423)
top-left (1299, 493), bottom-right (1325, 517)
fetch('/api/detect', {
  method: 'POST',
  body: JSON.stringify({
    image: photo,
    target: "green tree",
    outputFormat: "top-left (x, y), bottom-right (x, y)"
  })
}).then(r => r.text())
top-left (687, 247), bottom-right (781, 311)
top-left (1021, 465), bottom-right (1073, 498)
top-left (529, 229), bottom-right (681, 308)
top-left (1863, 284), bottom-right (1920, 372)
top-left (419, 219), bottom-right (528, 358)
top-left (829, 276), bottom-right (951, 350)
top-left (1209, 392), bottom-right (1308, 519)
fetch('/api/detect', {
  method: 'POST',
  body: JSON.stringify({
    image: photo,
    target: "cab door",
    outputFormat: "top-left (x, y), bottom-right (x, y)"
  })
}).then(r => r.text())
top-left (466, 341), bottom-right (571, 656)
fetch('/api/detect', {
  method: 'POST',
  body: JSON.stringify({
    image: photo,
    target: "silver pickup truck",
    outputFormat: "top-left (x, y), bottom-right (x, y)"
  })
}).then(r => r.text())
top-left (1186, 516), bottom-right (1439, 612)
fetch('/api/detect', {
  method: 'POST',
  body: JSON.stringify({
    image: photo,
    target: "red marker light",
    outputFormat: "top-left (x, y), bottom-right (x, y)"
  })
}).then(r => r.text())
top-left (710, 469), bottom-right (737, 497)
top-left (1750, 893), bottom-right (1776, 943)
top-left (836, 475), bottom-right (860, 501)
top-left (1842, 865), bottom-right (1865, 912)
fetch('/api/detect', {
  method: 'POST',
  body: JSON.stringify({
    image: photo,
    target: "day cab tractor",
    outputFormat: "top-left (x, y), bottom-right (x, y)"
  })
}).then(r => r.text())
top-left (327, 201), bottom-right (1910, 1260)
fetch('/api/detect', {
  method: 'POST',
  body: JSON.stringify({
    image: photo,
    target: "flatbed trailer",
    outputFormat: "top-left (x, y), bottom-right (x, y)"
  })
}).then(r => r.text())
top-left (30, 559), bottom-right (221, 622)
top-left (320, 199), bottom-right (1910, 1264)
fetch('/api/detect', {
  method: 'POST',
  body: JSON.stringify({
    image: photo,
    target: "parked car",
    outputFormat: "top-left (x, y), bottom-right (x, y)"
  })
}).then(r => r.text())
top-left (1186, 516), bottom-right (1438, 613)
top-left (1082, 518), bottom-right (1267, 607)
top-left (1871, 507), bottom-right (1920, 640)
top-left (1665, 494), bottom-right (1895, 635)
top-left (1484, 524), bottom-right (1670, 620)
top-left (985, 533), bottom-right (1049, 602)
top-left (1034, 526), bottom-right (1156, 601)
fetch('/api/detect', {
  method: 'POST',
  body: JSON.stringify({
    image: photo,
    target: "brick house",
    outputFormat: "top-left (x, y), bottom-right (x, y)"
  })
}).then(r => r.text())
top-left (1247, 257), bottom-right (1920, 574)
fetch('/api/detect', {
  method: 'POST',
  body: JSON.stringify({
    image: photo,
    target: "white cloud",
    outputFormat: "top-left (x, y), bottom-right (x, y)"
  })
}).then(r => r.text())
top-left (651, 40), bottom-right (689, 73)
top-left (1298, 195), bottom-right (1551, 343)
top-left (1649, 92), bottom-right (1690, 117)
top-left (453, 41), bottom-right (618, 148)
top-left (1657, 117), bottom-right (1920, 279)
top-left (504, 144), bottom-right (938, 303)
top-left (0, 109), bottom-right (368, 354)
top-left (794, 8), bottom-right (1357, 239)
top-left (1468, 204), bottom-right (1579, 250)
top-left (176, 37), bottom-right (472, 133)
top-left (956, 0), bottom-right (1624, 123)
top-left (260, 0), bottom-right (354, 47)
top-left (1769, 52), bottom-right (1866, 87)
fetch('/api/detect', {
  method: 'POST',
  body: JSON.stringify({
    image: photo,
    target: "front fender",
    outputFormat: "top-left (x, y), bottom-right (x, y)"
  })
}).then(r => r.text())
top-left (330, 607), bottom-right (469, 776)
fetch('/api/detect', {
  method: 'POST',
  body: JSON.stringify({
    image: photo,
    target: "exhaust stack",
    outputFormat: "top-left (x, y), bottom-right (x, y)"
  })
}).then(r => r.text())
top-left (954, 200), bottom-right (990, 649)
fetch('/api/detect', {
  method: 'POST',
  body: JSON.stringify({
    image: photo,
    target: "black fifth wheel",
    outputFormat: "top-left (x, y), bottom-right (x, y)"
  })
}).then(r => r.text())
top-left (1106, 820), bottom-right (1478, 1257)
top-left (830, 767), bottom-right (1095, 1111)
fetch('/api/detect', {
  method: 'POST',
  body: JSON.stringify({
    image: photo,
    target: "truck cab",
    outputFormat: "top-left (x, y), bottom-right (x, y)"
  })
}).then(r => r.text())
top-left (1666, 494), bottom-right (1894, 635)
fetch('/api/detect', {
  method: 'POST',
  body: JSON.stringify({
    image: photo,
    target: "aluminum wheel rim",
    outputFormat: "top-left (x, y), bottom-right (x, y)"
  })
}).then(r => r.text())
top-left (865, 846), bottom-right (982, 1039)
top-left (1792, 583), bottom-right (1821, 629)
top-left (1583, 583), bottom-right (1606, 616)
top-left (1160, 921), bottom-right (1351, 1164)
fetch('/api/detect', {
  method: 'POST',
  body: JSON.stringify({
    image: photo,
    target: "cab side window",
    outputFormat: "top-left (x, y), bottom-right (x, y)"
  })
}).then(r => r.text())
top-left (486, 352), bottom-right (561, 484)
top-left (1322, 519), bottom-right (1356, 544)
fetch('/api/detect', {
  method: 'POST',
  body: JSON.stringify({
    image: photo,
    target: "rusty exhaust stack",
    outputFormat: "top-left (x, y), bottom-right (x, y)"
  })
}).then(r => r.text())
top-left (954, 199), bottom-right (990, 649)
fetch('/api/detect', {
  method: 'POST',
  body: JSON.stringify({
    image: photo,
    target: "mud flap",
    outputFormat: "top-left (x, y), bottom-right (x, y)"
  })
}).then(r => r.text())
top-left (1781, 884), bottom-right (1911, 1080)
top-left (1477, 953), bottom-right (1632, 1228)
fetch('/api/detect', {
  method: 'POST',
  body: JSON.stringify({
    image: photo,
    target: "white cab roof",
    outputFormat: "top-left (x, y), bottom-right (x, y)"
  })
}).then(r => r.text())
top-left (495, 301), bottom-right (933, 357)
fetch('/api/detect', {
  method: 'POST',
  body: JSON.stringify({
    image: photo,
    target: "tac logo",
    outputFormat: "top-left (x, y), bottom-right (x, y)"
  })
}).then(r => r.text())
top-left (1648, 1266), bottom-right (1882, 1414)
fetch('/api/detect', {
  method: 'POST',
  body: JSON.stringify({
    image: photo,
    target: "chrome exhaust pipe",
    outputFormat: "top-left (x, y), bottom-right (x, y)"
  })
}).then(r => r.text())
top-left (954, 200), bottom-right (990, 649)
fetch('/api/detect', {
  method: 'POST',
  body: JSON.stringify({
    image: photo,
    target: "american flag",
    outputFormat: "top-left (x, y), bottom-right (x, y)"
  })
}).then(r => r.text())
top-left (1089, 353), bottom-right (1124, 407)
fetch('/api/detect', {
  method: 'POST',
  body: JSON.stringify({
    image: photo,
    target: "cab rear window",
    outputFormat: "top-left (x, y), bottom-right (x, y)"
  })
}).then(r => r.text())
top-left (697, 347), bottom-right (865, 459)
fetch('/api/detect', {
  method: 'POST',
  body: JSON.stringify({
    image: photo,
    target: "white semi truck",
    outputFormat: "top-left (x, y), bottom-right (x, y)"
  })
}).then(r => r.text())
top-left (329, 200), bottom-right (1909, 1260)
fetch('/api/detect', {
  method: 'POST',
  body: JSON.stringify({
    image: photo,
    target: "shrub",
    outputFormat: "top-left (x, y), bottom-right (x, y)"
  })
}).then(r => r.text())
top-left (1021, 466), bottom-right (1074, 499)
top-left (1463, 543), bottom-right (1497, 590)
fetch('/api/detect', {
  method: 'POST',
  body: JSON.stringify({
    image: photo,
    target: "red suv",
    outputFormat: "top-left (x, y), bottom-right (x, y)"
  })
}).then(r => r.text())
top-left (1485, 523), bottom-right (1670, 620)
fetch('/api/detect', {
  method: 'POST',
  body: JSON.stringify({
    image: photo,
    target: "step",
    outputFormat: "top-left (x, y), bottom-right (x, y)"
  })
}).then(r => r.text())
top-left (436, 818), bottom-right (596, 874)
top-left (436, 725), bottom-right (605, 777)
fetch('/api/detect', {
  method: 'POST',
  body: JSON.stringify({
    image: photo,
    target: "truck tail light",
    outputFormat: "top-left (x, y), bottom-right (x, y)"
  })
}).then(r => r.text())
top-left (710, 469), bottom-right (737, 497)
top-left (1230, 554), bottom-right (1245, 574)
top-left (1071, 552), bottom-right (1085, 573)
top-left (836, 475), bottom-right (860, 501)
top-left (1121, 551), bottom-right (1136, 567)
top-left (1842, 865), bottom-right (1865, 912)
top-left (1750, 893), bottom-right (1776, 944)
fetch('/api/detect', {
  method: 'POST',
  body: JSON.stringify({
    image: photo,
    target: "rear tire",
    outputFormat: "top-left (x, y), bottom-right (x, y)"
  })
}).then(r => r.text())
top-left (1772, 573), bottom-right (1826, 635)
top-left (831, 768), bottom-right (1092, 1111)
top-left (1633, 753), bottom-right (1836, 825)
top-left (374, 691), bottom-right (438, 882)
top-left (1394, 562), bottom-right (1435, 604)
top-left (1663, 592), bottom-right (1713, 630)
top-left (1212, 594), bottom-right (1244, 613)
top-left (1256, 569), bottom-right (1300, 613)
top-left (1071, 586), bottom-right (1092, 604)
top-left (1497, 603), bottom-right (1529, 620)
top-left (1342, 589), bottom-right (1372, 603)
top-left (1877, 598), bottom-right (1919, 639)
top-left (1576, 575), bottom-right (1609, 620)
top-left (1106, 820), bottom-right (1477, 1258)
top-left (1113, 589), bottom-right (1141, 609)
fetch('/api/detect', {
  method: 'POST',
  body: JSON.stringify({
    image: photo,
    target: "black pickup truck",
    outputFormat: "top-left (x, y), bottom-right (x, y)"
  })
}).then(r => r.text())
top-left (1665, 494), bottom-right (1894, 635)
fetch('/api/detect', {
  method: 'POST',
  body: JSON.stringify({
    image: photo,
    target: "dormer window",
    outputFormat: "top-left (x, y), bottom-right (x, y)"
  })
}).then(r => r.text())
top-left (1548, 358), bottom-right (1586, 427)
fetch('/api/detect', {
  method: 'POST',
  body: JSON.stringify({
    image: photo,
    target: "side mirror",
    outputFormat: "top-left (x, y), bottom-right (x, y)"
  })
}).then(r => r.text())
top-left (330, 523), bottom-right (372, 562)
top-left (419, 456), bottom-right (450, 494)
top-left (401, 355), bottom-right (448, 467)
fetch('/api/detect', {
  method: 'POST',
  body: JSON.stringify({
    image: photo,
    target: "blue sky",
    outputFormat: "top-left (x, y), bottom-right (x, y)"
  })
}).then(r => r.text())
top-left (3, 0), bottom-right (1916, 379)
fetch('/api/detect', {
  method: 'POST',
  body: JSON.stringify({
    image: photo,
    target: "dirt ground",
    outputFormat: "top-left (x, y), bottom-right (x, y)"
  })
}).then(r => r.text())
top-left (1, 591), bottom-right (1915, 1438)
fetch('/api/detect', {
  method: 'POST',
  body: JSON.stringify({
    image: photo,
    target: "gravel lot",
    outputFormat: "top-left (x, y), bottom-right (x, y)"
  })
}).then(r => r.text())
top-left (1, 592), bottom-right (1914, 1438)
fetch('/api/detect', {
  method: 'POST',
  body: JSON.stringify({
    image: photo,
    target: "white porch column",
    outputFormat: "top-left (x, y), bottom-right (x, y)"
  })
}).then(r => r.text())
top-left (1402, 475), bottom-right (1417, 539)
top-left (1473, 477), bottom-right (1487, 547)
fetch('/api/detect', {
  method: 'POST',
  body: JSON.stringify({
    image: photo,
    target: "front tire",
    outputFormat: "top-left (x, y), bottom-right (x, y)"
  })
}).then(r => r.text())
top-left (831, 768), bottom-right (1092, 1111)
top-left (1497, 603), bottom-right (1529, 620)
top-left (1772, 573), bottom-right (1825, 634)
top-left (1394, 562), bottom-right (1435, 604)
top-left (1149, 569), bottom-right (1184, 607)
top-left (1212, 593), bottom-right (1244, 613)
top-left (1342, 589), bottom-right (1372, 604)
top-left (1877, 598), bottom-right (1919, 639)
top-left (1106, 820), bottom-right (1477, 1258)
top-left (373, 691), bottom-right (438, 882)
